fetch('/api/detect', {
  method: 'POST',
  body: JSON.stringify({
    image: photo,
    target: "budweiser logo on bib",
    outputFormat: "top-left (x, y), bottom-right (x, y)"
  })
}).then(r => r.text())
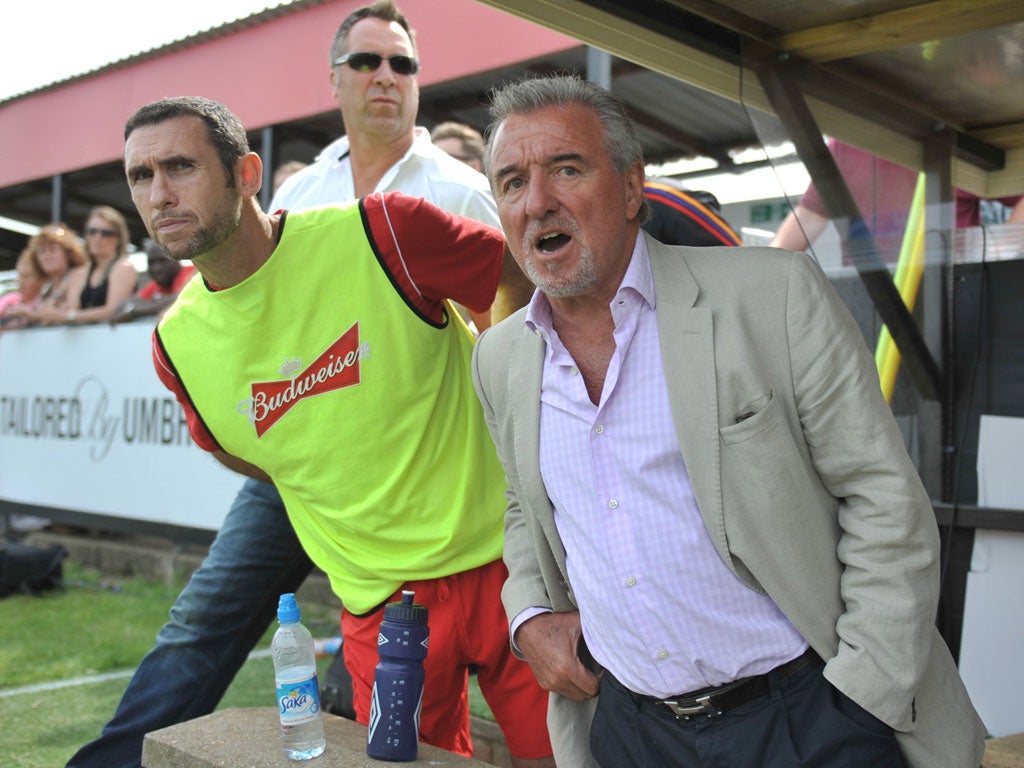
top-left (237, 323), bottom-right (370, 437)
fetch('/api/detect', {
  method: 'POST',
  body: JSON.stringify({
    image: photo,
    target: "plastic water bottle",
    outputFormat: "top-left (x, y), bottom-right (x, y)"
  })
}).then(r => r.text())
top-left (367, 590), bottom-right (429, 761)
top-left (272, 593), bottom-right (326, 760)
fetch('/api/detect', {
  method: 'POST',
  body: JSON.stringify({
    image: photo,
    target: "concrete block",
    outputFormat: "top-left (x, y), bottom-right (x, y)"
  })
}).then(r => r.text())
top-left (142, 708), bottom-right (497, 767)
top-left (468, 717), bottom-right (510, 768)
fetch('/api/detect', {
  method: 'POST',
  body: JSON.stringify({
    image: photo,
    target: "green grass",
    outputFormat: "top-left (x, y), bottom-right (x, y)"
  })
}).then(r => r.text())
top-left (0, 561), bottom-right (491, 768)
top-left (0, 563), bottom-right (184, 689)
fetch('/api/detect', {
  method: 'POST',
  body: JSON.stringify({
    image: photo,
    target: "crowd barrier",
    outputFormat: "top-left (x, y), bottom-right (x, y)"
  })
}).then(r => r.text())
top-left (0, 321), bottom-right (240, 540)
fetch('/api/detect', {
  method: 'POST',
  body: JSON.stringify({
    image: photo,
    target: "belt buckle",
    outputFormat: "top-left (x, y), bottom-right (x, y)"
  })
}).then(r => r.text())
top-left (660, 693), bottom-right (721, 719)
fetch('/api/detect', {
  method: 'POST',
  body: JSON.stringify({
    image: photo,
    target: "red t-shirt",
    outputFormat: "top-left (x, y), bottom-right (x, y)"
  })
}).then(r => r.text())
top-left (137, 265), bottom-right (196, 300)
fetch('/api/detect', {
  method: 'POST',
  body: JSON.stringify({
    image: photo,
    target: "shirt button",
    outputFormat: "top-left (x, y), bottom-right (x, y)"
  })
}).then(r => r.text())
top-left (594, 424), bottom-right (605, 434)
top-left (625, 576), bottom-right (636, 587)
top-left (608, 499), bottom-right (618, 509)
top-left (570, 366), bottom-right (579, 375)
top-left (657, 649), bottom-right (669, 660)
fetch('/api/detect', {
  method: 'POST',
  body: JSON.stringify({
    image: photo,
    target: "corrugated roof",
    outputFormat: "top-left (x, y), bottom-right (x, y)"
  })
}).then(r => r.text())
top-left (0, 0), bottom-right (328, 105)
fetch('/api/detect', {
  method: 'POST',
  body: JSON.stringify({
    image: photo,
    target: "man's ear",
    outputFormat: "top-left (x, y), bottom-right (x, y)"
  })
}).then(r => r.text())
top-left (235, 152), bottom-right (263, 199)
top-left (625, 162), bottom-right (645, 221)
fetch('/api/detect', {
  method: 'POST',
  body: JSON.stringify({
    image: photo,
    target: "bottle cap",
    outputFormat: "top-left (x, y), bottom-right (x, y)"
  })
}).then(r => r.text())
top-left (383, 589), bottom-right (428, 624)
top-left (277, 592), bottom-right (301, 623)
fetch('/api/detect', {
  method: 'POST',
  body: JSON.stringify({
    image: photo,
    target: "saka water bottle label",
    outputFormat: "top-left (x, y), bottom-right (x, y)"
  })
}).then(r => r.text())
top-left (276, 669), bottom-right (321, 726)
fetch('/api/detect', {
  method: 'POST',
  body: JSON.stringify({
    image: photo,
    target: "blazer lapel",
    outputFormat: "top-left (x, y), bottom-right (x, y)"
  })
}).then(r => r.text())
top-left (647, 236), bottom-right (731, 564)
top-left (508, 325), bottom-right (571, 578)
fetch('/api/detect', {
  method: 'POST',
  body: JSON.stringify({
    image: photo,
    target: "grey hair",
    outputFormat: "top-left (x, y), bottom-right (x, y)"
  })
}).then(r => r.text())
top-left (484, 75), bottom-right (650, 222)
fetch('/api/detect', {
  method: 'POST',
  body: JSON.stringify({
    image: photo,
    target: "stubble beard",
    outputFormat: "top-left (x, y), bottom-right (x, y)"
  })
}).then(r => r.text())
top-left (159, 191), bottom-right (242, 262)
top-left (520, 220), bottom-right (599, 299)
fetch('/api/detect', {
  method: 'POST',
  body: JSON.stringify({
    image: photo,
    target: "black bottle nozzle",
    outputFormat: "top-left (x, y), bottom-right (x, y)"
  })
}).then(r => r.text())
top-left (385, 589), bottom-right (427, 624)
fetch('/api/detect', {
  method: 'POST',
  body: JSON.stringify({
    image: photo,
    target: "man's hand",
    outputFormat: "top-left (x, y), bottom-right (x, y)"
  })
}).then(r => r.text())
top-left (515, 611), bottom-right (600, 701)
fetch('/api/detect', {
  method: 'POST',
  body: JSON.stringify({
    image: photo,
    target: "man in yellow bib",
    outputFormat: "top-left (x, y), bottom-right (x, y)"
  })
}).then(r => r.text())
top-left (124, 95), bottom-right (553, 765)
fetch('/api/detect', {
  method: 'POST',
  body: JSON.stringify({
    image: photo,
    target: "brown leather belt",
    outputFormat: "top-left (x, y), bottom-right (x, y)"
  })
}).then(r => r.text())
top-left (654, 647), bottom-right (820, 719)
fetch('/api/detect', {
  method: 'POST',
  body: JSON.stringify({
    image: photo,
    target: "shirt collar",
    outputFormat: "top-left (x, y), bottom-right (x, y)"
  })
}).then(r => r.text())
top-left (326, 127), bottom-right (431, 166)
top-left (524, 230), bottom-right (653, 338)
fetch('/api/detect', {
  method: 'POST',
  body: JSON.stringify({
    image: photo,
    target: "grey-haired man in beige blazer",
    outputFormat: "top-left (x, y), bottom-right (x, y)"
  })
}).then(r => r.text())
top-left (472, 75), bottom-right (985, 768)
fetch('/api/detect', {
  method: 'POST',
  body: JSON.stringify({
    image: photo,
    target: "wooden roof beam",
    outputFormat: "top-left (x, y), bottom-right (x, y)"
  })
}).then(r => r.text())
top-left (772, 0), bottom-right (1024, 62)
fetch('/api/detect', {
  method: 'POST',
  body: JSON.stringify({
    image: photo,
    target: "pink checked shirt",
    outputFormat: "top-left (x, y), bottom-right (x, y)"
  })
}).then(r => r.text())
top-left (523, 233), bottom-right (807, 698)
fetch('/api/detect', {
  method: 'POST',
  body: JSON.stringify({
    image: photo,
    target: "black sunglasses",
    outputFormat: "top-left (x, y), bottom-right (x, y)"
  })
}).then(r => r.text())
top-left (334, 52), bottom-right (419, 76)
top-left (85, 227), bottom-right (118, 238)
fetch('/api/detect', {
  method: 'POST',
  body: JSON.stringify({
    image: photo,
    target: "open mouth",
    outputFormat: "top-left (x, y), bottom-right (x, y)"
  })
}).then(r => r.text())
top-left (538, 232), bottom-right (571, 253)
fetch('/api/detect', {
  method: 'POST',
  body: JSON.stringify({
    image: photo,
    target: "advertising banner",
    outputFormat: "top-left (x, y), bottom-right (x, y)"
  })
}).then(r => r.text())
top-left (0, 323), bottom-right (240, 531)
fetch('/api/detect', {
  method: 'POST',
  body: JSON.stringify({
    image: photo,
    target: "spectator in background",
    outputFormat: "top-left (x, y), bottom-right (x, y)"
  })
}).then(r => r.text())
top-left (0, 247), bottom-right (47, 329)
top-left (77, 206), bottom-right (138, 318)
top-left (772, 138), bottom-right (1024, 260)
top-left (272, 160), bottom-right (308, 195)
top-left (270, 2), bottom-right (532, 321)
top-left (110, 239), bottom-right (196, 325)
top-left (430, 121), bottom-right (485, 171)
top-left (6, 223), bottom-right (88, 325)
top-left (643, 176), bottom-right (742, 247)
top-left (32, 206), bottom-right (137, 325)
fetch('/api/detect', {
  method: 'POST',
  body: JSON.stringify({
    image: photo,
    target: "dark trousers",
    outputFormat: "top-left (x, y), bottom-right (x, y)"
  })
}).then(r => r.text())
top-left (591, 657), bottom-right (906, 768)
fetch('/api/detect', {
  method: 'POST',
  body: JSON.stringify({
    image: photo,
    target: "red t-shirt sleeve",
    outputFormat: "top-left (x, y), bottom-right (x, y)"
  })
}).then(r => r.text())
top-left (362, 191), bottom-right (505, 320)
top-left (152, 331), bottom-right (220, 452)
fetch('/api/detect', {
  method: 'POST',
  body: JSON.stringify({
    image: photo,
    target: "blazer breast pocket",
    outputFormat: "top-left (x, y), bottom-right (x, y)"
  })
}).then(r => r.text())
top-left (719, 390), bottom-right (780, 445)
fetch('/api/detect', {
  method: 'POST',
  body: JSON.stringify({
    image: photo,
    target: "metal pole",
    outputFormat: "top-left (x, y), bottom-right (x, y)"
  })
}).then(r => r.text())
top-left (50, 174), bottom-right (65, 224)
top-left (586, 47), bottom-right (612, 89)
top-left (260, 126), bottom-right (275, 212)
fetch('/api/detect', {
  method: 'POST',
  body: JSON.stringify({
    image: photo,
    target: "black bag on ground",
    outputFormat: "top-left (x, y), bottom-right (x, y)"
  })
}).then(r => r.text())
top-left (0, 541), bottom-right (66, 597)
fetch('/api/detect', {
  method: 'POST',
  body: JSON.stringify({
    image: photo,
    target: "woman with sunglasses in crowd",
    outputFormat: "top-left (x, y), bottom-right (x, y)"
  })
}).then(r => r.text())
top-left (75, 205), bottom-right (139, 322)
top-left (38, 205), bottom-right (138, 325)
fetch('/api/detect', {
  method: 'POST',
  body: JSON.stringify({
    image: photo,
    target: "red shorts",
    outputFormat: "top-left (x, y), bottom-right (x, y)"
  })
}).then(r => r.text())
top-left (341, 558), bottom-right (552, 759)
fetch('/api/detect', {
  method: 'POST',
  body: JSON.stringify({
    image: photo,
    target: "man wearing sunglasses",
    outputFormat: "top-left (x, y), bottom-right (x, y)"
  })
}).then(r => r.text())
top-left (271, 1), bottom-right (527, 325)
top-left (67, 4), bottom-right (544, 768)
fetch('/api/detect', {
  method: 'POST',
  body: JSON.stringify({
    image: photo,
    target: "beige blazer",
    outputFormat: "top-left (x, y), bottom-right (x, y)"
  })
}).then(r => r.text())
top-left (472, 234), bottom-right (985, 768)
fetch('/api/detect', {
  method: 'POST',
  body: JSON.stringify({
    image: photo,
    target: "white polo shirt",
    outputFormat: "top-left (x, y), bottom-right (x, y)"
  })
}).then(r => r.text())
top-left (270, 127), bottom-right (499, 228)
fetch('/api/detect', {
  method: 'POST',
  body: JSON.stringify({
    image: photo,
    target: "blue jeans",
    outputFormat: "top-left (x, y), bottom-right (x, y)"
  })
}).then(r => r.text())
top-left (66, 478), bottom-right (313, 768)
